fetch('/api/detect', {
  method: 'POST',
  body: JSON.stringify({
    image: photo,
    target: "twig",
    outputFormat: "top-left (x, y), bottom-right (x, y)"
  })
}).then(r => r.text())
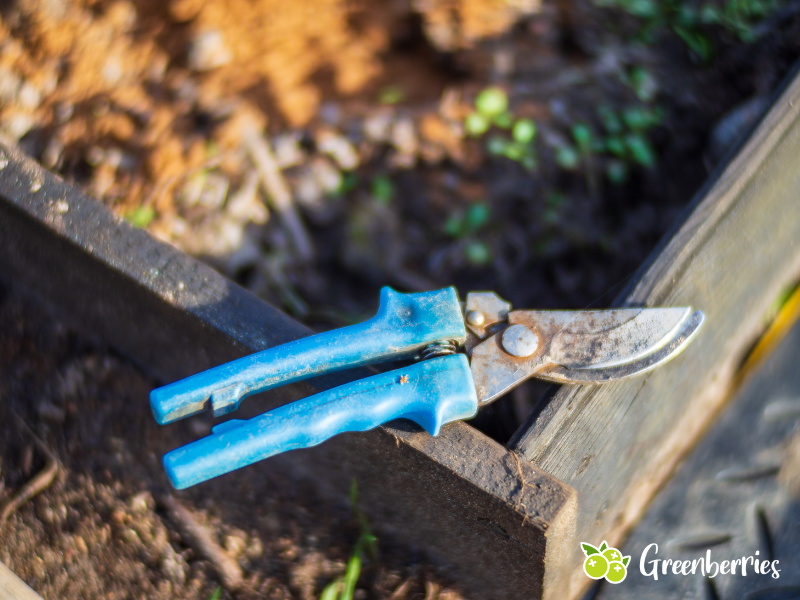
top-left (162, 495), bottom-right (244, 590)
top-left (0, 417), bottom-right (59, 525)
top-left (511, 451), bottom-right (534, 527)
top-left (243, 126), bottom-right (314, 261)
top-left (388, 577), bottom-right (413, 600)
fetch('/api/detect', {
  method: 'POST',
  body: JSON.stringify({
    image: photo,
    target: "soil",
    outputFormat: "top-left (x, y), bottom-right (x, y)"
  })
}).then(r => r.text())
top-left (0, 0), bottom-right (799, 597)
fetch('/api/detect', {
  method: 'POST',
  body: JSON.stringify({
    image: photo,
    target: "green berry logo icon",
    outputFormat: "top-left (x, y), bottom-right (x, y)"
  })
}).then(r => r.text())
top-left (606, 561), bottom-right (627, 584)
top-left (581, 541), bottom-right (631, 584)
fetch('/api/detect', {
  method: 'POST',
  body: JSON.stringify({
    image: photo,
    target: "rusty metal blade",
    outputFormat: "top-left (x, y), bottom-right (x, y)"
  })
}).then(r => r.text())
top-left (470, 307), bottom-right (704, 405)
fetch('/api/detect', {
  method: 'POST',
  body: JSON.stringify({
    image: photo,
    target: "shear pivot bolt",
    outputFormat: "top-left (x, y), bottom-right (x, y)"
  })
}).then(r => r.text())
top-left (502, 324), bottom-right (539, 357)
top-left (466, 310), bottom-right (485, 326)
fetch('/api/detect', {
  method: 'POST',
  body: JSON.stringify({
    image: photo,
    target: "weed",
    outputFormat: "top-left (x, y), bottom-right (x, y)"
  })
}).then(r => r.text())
top-left (208, 587), bottom-right (222, 600)
top-left (465, 87), bottom-right (537, 169)
top-left (595, 0), bottom-right (782, 60)
top-left (370, 176), bottom-right (394, 205)
top-left (319, 480), bottom-right (377, 600)
top-left (125, 206), bottom-right (155, 228)
top-left (378, 86), bottom-right (405, 105)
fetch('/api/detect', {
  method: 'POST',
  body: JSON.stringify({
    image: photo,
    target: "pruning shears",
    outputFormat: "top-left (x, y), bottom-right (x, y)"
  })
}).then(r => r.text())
top-left (151, 287), bottom-right (704, 489)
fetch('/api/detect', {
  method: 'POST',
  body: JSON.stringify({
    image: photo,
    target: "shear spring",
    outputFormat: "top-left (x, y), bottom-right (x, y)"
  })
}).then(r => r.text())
top-left (419, 340), bottom-right (458, 360)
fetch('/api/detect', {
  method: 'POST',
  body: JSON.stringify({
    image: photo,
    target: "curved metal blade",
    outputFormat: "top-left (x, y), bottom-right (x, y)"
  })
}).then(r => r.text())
top-left (470, 307), bottom-right (705, 405)
top-left (539, 309), bottom-right (705, 384)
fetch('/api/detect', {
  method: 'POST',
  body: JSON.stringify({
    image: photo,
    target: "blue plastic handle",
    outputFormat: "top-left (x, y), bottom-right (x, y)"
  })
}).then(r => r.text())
top-left (162, 354), bottom-right (478, 489)
top-left (151, 287), bottom-right (466, 424)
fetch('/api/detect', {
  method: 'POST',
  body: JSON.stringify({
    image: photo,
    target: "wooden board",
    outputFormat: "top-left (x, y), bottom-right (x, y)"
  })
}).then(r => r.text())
top-left (510, 64), bottom-right (800, 598)
top-left (0, 141), bottom-right (576, 600)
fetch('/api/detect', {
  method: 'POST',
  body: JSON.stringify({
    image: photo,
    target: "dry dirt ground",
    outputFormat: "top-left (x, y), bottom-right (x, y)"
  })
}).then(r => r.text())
top-left (1, 0), bottom-right (800, 597)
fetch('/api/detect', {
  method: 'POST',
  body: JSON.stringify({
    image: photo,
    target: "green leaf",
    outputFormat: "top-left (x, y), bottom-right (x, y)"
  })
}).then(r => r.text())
top-left (370, 176), bottom-right (394, 205)
top-left (512, 118), bottom-right (537, 144)
top-left (492, 112), bottom-right (514, 129)
top-left (699, 4), bottom-right (721, 23)
top-left (378, 86), bottom-right (405, 105)
top-left (487, 136), bottom-right (510, 157)
top-left (444, 213), bottom-right (466, 238)
top-left (466, 203), bottom-right (490, 232)
top-left (628, 67), bottom-right (658, 103)
top-left (465, 112), bottom-right (490, 137)
top-left (320, 579), bottom-right (342, 600)
top-left (626, 0), bottom-right (659, 18)
top-left (340, 554), bottom-right (362, 600)
top-left (502, 141), bottom-right (525, 161)
top-left (521, 153), bottom-right (537, 171)
top-left (475, 87), bottom-right (509, 117)
top-left (125, 206), bottom-right (156, 228)
top-left (208, 587), bottom-right (222, 600)
top-left (349, 478), bottom-right (359, 509)
top-left (606, 160), bottom-right (629, 185)
top-left (622, 556), bottom-right (631, 567)
top-left (604, 136), bottom-right (627, 157)
top-left (621, 106), bottom-right (663, 132)
top-left (464, 241), bottom-right (491, 266)
top-left (555, 145), bottom-right (580, 170)
top-left (598, 106), bottom-right (623, 135)
top-left (673, 25), bottom-right (713, 62)
top-left (599, 541), bottom-right (608, 552)
top-left (571, 123), bottom-right (594, 153)
top-left (625, 133), bottom-right (657, 168)
top-left (581, 543), bottom-right (600, 556)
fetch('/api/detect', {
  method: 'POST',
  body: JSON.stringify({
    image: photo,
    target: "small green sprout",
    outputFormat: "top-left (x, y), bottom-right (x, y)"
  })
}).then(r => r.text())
top-left (606, 159), bottom-right (629, 184)
top-left (208, 587), bottom-right (222, 600)
top-left (125, 206), bottom-right (156, 228)
top-left (604, 136), bottom-right (627, 157)
top-left (445, 202), bottom-right (491, 238)
top-left (319, 480), bottom-right (377, 600)
top-left (626, 67), bottom-right (658, 103)
top-left (624, 133), bottom-right (657, 168)
top-left (465, 112), bottom-right (490, 137)
top-left (335, 172), bottom-right (359, 196)
top-left (370, 176), bottom-right (394, 205)
top-left (465, 241), bottom-right (491, 266)
top-left (492, 112), bottom-right (514, 129)
top-left (512, 119), bottom-right (537, 144)
top-left (555, 146), bottom-right (580, 170)
top-left (378, 86), bottom-right (405, 105)
top-left (571, 123), bottom-right (594, 154)
top-left (475, 87), bottom-right (509, 117)
top-left (621, 106), bottom-right (663, 132)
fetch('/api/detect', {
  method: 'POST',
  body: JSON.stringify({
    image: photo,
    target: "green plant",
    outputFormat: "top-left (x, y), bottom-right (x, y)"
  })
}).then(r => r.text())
top-left (622, 67), bottom-right (658, 103)
top-left (378, 86), bottom-right (405, 105)
top-left (319, 480), bottom-right (377, 600)
top-left (464, 87), bottom-right (538, 169)
top-left (370, 176), bottom-right (394, 205)
top-left (444, 202), bottom-right (493, 267)
top-left (208, 587), bottom-right (222, 600)
top-left (595, 0), bottom-right (781, 61)
top-left (125, 206), bottom-right (156, 228)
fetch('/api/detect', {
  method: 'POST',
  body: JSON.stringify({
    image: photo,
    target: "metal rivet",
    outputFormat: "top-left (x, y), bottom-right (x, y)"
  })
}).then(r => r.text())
top-left (466, 310), bottom-right (485, 326)
top-left (502, 324), bottom-right (539, 358)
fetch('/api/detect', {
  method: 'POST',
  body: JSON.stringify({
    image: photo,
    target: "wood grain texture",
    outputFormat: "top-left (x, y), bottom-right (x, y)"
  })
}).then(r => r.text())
top-left (0, 561), bottom-right (45, 600)
top-left (511, 66), bottom-right (800, 598)
top-left (0, 141), bottom-right (575, 600)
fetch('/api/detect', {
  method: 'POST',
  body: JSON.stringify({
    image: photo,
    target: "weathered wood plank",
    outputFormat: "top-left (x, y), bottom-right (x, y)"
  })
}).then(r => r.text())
top-left (511, 65), bottom-right (800, 598)
top-left (0, 141), bottom-right (575, 600)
